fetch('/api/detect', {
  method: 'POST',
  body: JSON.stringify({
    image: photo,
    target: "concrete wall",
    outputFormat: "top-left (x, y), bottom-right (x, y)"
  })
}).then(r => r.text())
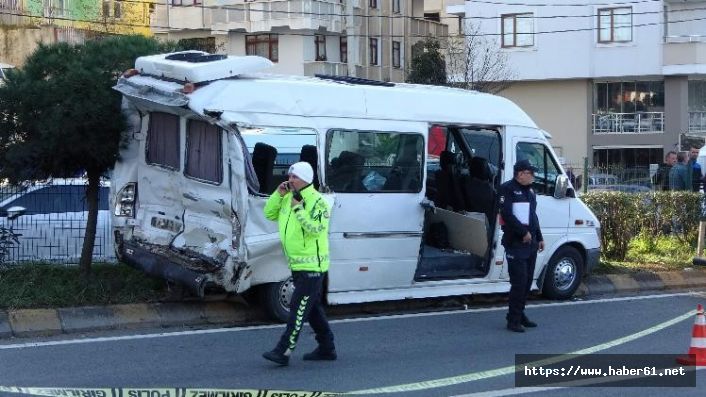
top-left (467, 0), bottom-right (664, 80)
top-left (0, 26), bottom-right (54, 67)
top-left (499, 79), bottom-right (591, 163)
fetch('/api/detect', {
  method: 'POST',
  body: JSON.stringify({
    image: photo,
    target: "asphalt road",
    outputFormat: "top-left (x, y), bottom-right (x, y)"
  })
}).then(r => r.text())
top-left (1, 291), bottom-right (706, 397)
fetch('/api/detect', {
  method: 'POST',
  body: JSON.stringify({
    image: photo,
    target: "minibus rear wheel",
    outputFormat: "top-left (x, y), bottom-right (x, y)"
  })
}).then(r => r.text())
top-left (260, 277), bottom-right (294, 323)
top-left (542, 246), bottom-right (583, 300)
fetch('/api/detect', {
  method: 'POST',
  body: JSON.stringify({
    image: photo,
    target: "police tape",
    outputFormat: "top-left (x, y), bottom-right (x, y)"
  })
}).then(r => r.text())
top-left (0, 387), bottom-right (342, 397)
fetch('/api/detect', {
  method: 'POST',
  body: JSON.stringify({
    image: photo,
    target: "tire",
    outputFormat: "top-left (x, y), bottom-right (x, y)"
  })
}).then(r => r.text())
top-left (260, 276), bottom-right (294, 323)
top-left (542, 246), bottom-right (583, 300)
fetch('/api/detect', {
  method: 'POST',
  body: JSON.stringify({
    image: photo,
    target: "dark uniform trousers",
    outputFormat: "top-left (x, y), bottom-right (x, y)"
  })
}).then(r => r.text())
top-left (275, 271), bottom-right (335, 355)
top-left (506, 248), bottom-right (537, 324)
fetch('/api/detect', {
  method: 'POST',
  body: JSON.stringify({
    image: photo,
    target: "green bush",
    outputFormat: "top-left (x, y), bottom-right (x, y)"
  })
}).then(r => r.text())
top-left (625, 233), bottom-right (693, 265)
top-left (581, 191), bottom-right (701, 260)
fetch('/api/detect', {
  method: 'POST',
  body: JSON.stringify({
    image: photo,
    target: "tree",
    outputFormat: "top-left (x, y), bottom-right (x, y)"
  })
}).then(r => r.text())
top-left (406, 38), bottom-right (448, 86)
top-left (0, 35), bottom-right (169, 277)
top-left (446, 23), bottom-right (515, 94)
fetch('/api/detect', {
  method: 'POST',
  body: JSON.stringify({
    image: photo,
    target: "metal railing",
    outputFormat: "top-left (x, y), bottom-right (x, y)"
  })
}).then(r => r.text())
top-left (304, 61), bottom-right (348, 77)
top-left (690, 111), bottom-right (706, 134)
top-left (0, 180), bottom-right (115, 265)
top-left (592, 112), bottom-right (665, 134)
top-left (210, 0), bottom-right (344, 31)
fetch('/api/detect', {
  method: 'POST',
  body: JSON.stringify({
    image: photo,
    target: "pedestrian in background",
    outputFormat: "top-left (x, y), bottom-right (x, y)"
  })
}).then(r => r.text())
top-left (262, 162), bottom-right (336, 366)
top-left (688, 147), bottom-right (703, 192)
top-left (669, 152), bottom-right (690, 191)
top-left (653, 151), bottom-right (676, 191)
top-left (499, 159), bottom-right (544, 333)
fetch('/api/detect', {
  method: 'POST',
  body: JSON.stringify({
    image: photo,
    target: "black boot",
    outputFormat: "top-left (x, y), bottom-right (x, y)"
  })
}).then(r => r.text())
top-left (521, 314), bottom-right (537, 328)
top-left (507, 322), bottom-right (525, 333)
top-left (303, 347), bottom-right (337, 361)
top-left (262, 350), bottom-right (289, 366)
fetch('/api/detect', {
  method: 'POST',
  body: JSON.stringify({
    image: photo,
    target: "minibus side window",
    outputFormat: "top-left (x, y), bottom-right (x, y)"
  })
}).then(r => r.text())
top-left (185, 119), bottom-right (223, 184)
top-left (326, 129), bottom-right (423, 193)
top-left (516, 142), bottom-right (560, 195)
top-left (146, 112), bottom-right (180, 170)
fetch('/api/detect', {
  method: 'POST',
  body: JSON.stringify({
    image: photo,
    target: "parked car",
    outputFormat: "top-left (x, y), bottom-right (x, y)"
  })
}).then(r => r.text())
top-left (0, 179), bottom-right (113, 263)
top-left (589, 184), bottom-right (651, 193)
top-left (0, 63), bottom-right (14, 84)
top-left (587, 173), bottom-right (619, 187)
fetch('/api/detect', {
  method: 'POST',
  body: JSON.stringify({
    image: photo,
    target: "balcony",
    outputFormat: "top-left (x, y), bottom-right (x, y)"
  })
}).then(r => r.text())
top-left (0, 0), bottom-right (28, 26)
top-left (663, 36), bottom-right (706, 74)
top-left (409, 17), bottom-right (448, 38)
top-left (150, 4), bottom-right (208, 32)
top-left (304, 61), bottom-right (348, 77)
top-left (211, 0), bottom-right (344, 34)
top-left (690, 111), bottom-right (706, 134)
top-left (592, 112), bottom-right (665, 134)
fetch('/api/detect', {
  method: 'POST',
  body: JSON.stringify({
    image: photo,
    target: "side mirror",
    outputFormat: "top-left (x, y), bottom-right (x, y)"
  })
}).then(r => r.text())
top-left (554, 175), bottom-right (569, 199)
top-left (6, 206), bottom-right (26, 220)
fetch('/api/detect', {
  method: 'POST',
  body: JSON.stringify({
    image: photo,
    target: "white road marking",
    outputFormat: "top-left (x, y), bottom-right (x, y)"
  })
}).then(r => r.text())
top-left (347, 309), bottom-right (697, 394)
top-left (0, 292), bottom-right (698, 351)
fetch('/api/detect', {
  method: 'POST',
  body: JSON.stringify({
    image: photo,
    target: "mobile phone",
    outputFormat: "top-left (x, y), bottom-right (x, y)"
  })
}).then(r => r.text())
top-left (283, 181), bottom-right (291, 191)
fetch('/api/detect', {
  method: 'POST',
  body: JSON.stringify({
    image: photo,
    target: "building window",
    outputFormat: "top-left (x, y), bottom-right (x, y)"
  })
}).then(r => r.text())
top-left (114, 1), bottom-right (122, 18)
top-left (146, 112), bottom-right (180, 170)
top-left (369, 38), bottom-right (378, 66)
top-left (392, 0), bottom-right (400, 14)
top-left (392, 41), bottom-right (401, 68)
top-left (186, 120), bottom-right (223, 184)
top-left (171, 0), bottom-right (203, 5)
top-left (340, 36), bottom-right (348, 63)
top-left (246, 34), bottom-right (279, 62)
top-left (501, 13), bottom-right (534, 48)
top-left (598, 7), bottom-right (632, 43)
top-left (315, 34), bottom-right (327, 61)
top-left (369, 0), bottom-right (377, 9)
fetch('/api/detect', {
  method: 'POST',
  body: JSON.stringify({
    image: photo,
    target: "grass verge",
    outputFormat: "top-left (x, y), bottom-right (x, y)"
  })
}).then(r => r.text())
top-left (0, 263), bottom-right (168, 310)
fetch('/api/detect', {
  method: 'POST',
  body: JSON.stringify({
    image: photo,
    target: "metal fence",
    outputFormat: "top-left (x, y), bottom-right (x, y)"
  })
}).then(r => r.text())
top-left (0, 179), bottom-right (116, 265)
top-left (560, 160), bottom-right (704, 194)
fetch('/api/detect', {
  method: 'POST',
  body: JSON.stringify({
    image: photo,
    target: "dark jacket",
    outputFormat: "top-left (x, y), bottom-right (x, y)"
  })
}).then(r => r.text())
top-left (669, 163), bottom-right (689, 191)
top-left (689, 159), bottom-right (702, 192)
top-left (652, 163), bottom-right (672, 191)
top-left (499, 178), bottom-right (543, 250)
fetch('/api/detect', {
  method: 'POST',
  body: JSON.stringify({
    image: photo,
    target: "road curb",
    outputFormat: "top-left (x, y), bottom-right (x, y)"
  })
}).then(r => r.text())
top-left (2, 269), bottom-right (706, 338)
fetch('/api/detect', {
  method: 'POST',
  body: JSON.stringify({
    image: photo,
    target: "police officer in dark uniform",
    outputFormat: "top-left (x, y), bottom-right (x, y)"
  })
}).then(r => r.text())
top-left (499, 159), bottom-right (544, 333)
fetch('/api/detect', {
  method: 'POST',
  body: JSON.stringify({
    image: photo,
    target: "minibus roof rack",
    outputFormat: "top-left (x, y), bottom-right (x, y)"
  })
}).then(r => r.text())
top-left (315, 74), bottom-right (395, 87)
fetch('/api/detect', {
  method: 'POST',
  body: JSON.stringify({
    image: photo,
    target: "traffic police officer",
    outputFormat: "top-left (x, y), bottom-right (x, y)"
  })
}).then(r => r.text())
top-left (499, 159), bottom-right (544, 333)
top-left (262, 162), bottom-right (336, 365)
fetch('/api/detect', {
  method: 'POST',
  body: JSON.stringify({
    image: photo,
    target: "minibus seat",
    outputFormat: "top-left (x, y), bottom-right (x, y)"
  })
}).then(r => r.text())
top-left (328, 151), bottom-right (366, 192)
top-left (434, 151), bottom-right (465, 211)
top-left (299, 144), bottom-right (319, 189)
top-left (252, 142), bottom-right (278, 194)
top-left (463, 156), bottom-right (495, 223)
top-left (384, 159), bottom-right (421, 191)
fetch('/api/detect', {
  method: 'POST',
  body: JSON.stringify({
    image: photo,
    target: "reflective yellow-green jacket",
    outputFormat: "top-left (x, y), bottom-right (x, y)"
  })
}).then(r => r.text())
top-left (263, 184), bottom-right (331, 272)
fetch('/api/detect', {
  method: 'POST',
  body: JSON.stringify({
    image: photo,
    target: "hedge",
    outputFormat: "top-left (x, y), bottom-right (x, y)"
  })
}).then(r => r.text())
top-left (581, 192), bottom-right (702, 260)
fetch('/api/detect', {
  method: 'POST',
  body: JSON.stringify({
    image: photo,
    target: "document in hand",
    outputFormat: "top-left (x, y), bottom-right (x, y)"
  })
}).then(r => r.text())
top-left (512, 202), bottom-right (530, 225)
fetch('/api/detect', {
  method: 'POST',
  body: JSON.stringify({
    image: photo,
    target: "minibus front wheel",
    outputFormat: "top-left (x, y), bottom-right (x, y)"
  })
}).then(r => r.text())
top-left (542, 245), bottom-right (584, 300)
top-left (260, 276), bottom-right (294, 323)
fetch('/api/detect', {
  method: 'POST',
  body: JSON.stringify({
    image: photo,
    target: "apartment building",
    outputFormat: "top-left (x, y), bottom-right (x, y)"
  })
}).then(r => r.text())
top-left (450, 0), bottom-right (706, 168)
top-left (0, 0), bottom-right (153, 66)
top-left (151, 0), bottom-right (447, 82)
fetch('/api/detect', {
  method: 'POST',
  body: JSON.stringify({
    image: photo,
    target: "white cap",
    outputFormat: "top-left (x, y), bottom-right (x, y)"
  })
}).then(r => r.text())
top-left (288, 162), bottom-right (314, 184)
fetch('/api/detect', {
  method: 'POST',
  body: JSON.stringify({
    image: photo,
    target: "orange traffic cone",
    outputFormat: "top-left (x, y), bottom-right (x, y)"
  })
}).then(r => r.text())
top-left (676, 304), bottom-right (706, 366)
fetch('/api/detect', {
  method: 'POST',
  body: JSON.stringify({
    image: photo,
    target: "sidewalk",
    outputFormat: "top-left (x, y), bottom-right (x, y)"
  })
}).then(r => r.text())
top-left (2, 269), bottom-right (706, 338)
